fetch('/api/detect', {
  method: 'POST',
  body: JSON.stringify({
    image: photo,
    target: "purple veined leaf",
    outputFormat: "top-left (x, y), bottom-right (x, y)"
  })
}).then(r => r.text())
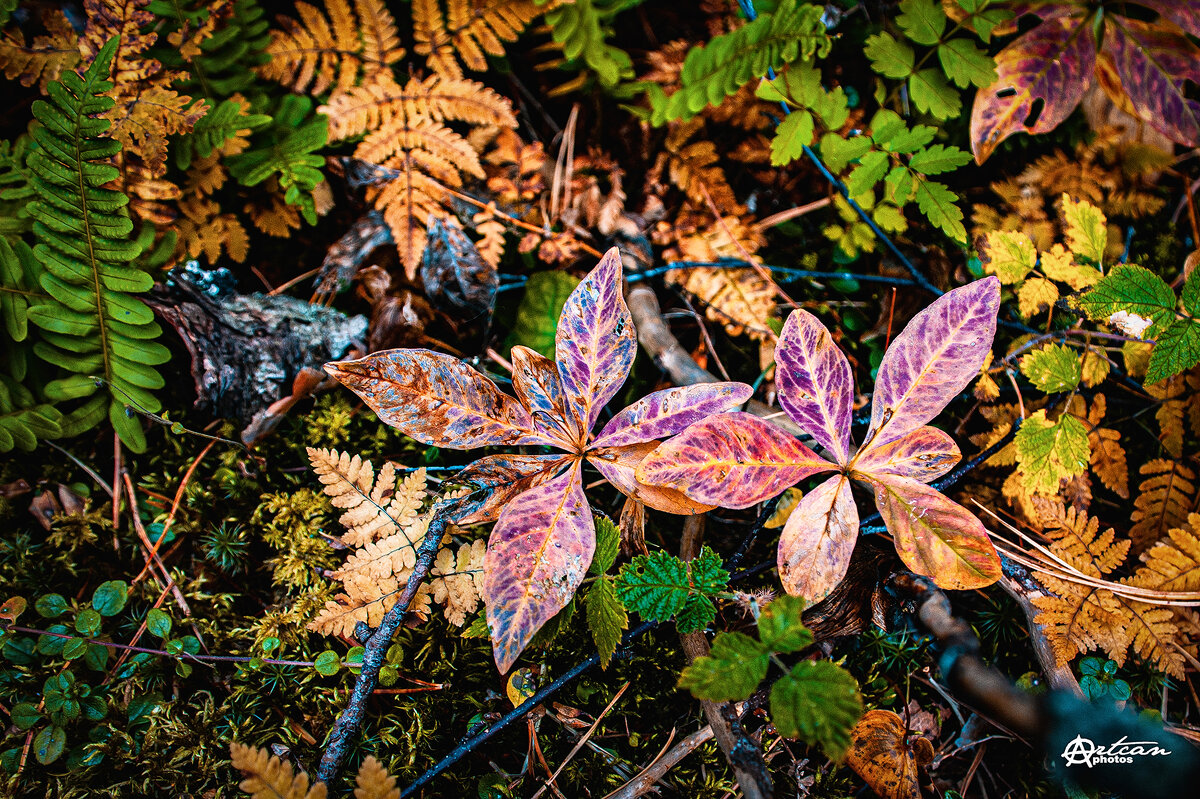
top-left (588, 443), bottom-right (716, 515)
top-left (1102, 17), bottom-right (1200, 148)
top-left (870, 473), bottom-right (1002, 590)
top-left (509, 345), bottom-right (582, 449)
top-left (777, 474), bottom-right (859, 604)
top-left (970, 15), bottom-right (1096, 163)
top-left (775, 310), bottom-right (855, 465)
top-left (863, 277), bottom-right (1000, 452)
top-left (325, 349), bottom-right (557, 448)
top-left (1136, 0), bottom-right (1200, 38)
top-left (484, 460), bottom-right (595, 673)
top-left (591, 382), bottom-right (754, 449)
top-left (555, 248), bottom-right (637, 433)
top-left (987, 2), bottom-right (1081, 38)
top-left (451, 453), bottom-right (572, 525)
top-left (636, 412), bottom-right (837, 510)
top-left (852, 425), bottom-right (961, 484)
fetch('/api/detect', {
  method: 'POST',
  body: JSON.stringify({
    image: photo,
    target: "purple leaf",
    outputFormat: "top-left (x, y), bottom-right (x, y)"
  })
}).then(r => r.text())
top-left (871, 473), bottom-right (1002, 590)
top-left (777, 474), bottom-right (859, 604)
top-left (484, 461), bottom-right (595, 673)
top-left (591, 382), bottom-right (753, 448)
top-left (325, 349), bottom-right (555, 448)
top-left (636, 412), bottom-right (836, 510)
top-left (555, 248), bottom-right (637, 432)
top-left (452, 454), bottom-right (571, 525)
top-left (1136, 0), bottom-right (1200, 38)
top-left (588, 443), bottom-right (715, 515)
top-left (864, 277), bottom-right (999, 451)
top-left (852, 425), bottom-right (961, 483)
top-left (510, 345), bottom-right (581, 448)
top-left (775, 310), bottom-right (855, 464)
top-left (1102, 18), bottom-right (1200, 148)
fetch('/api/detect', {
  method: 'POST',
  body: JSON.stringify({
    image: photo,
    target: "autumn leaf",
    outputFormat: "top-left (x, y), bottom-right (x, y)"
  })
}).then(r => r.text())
top-left (775, 309), bottom-right (855, 464)
top-left (777, 474), bottom-right (858, 602)
top-left (846, 710), bottom-right (933, 799)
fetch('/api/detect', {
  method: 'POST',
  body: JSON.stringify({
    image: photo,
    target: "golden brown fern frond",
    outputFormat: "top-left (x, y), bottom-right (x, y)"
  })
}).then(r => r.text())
top-left (230, 742), bottom-right (328, 799)
top-left (321, 72), bottom-right (517, 276)
top-left (429, 539), bottom-right (486, 625)
top-left (0, 10), bottom-right (80, 90)
top-left (176, 192), bottom-right (250, 264)
top-left (260, 0), bottom-right (404, 96)
top-left (1130, 459), bottom-right (1199, 553)
top-left (354, 757), bottom-right (401, 799)
top-left (413, 0), bottom-right (544, 79)
top-left (1130, 515), bottom-right (1200, 593)
top-left (306, 447), bottom-right (428, 547)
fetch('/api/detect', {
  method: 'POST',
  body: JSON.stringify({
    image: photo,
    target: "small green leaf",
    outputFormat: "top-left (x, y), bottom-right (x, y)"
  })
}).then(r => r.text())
top-left (314, 650), bottom-right (341, 676)
top-left (33, 726), bottom-right (66, 765)
top-left (91, 581), bottom-right (128, 617)
top-left (84, 643), bottom-right (109, 671)
top-left (897, 0), bottom-right (947, 45)
top-left (769, 660), bottom-right (863, 759)
top-left (678, 632), bottom-right (768, 701)
top-left (585, 576), bottom-right (628, 668)
top-left (908, 69), bottom-right (961, 120)
top-left (11, 702), bottom-right (40, 730)
top-left (756, 596), bottom-right (813, 654)
top-left (615, 546), bottom-right (729, 630)
top-left (1147, 319), bottom-right (1200, 384)
top-left (508, 270), bottom-right (582, 359)
top-left (937, 38), bottom-right (996, 88)
top-left (864, 32), bottom-right (915, 79)
top-left (145, 608), bottom-right (172, 639)
top-left (913, 178), bottom-right (966, 242)
top-left (819, 133), bottom-right (873, 173)
top-left (1014, 410), bottom-right (1091, 495)
top-left (908, 144), bottom-right (972, 175)
top-left (74, 608), bottom-right (101, 636)
top-left (845, 150), bottom-right (890, 197)
top-left (35, 594), bottom-right (68, 618)
top-left (1020, 344), bottom-right (1082, 393)
top-left (1078, 265), bottom-right (1178, 337)
top-left (62, 637), bottom-right (88, 660)
top-left (770, 111), bottom-right (815, 166)
top-left (590, 514), bottom-right (620, 575)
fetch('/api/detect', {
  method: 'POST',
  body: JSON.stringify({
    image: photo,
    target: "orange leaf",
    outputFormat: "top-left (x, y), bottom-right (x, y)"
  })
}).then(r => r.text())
top-left (846, 709), bottom-right (931, 799)
top-left (777, 475), bottom-right (858, 604)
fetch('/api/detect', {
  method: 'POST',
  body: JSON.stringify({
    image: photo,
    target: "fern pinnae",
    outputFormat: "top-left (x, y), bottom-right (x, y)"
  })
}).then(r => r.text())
top-left (24, 38), bottom-right (169, 452)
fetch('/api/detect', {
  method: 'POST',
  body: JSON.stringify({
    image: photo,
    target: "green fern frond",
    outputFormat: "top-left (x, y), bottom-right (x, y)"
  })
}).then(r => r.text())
top-left (540, 0), bottom-right (634, 89)
top-left (174, 97), bottom-right (272, 171)
top-left (0, 136), bottom-right (34, 238)
top-left (149, 0), bottom-right (272, 100)
top-left (227, 95), bottom-right (327, 225)
top-left (24, 38), bottom-right (169, 452)
top-left (647, 0), bottom-right (830, 125)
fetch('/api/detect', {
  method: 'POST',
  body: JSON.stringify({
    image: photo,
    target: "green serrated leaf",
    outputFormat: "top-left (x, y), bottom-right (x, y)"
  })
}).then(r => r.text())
top-left (756, 595), bottom-right (812, 653)
top-left (591, 514), bottom-right (620, 575)
top-left (1077, 265), bottom-right (1178, 337)
top-left (913, 178), bottom-right (966, 241)
top-left (937, 37), bottom-right (996, 88)
top-left (1014, 410), bottom-right (1091, 495)
top-left (771, 111), bottom-right (815, 166)
top-left (769, 660), bottom-right (863, 758)
top-left (1147, 319), bottom-right (1200, 384)
top-left (585, 576), bottom-right (628, 668)
top-left (908, 68), bottom-right (961, 120)
top-left (1020, 343), bottom-right (1082, 393)
top-left (819, 133), bottom-right (873, 173)
top-left (678, 632), bottom-right (768, 701)
top-left (908, 143), bottom-right (972, 175)
top-left (864, 32), bottom-right (915, 79)
top-left (897, 0), bottom-right (947, 46)
top-left (845, 150), bottom-right (890, 197)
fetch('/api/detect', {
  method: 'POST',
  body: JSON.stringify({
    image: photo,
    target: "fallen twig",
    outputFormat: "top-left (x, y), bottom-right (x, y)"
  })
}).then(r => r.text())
top-left (602, 725), bottom-right (715, 799)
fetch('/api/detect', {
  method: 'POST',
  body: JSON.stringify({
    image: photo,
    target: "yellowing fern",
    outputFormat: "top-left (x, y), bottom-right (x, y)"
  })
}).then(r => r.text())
top-left (413, 0), bottom-right (544, 79)
top-left (1130, 459), bottom-right (1199, 553)
top-left (307, 448), bottom-right (484, 636)
top-left (0, 9), bottom-right (80, 90)
top-left (320, 72), bottom-right (517, 275)
top-left (259, 0), bottom-right (405, 95)
top-left (230, 743), bottom-right (399, 799)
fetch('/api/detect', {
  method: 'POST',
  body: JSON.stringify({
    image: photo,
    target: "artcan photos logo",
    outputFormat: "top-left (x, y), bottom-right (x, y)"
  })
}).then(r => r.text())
top-left (1061, 735), bottom-right (1172, 767)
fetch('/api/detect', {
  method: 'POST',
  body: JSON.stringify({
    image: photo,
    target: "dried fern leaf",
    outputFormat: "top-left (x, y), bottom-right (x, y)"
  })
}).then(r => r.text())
top-left (1130, 459), bottom-right (1199, 553)
top-left (0, 10), bottom-right (80, 90)
top-left (413, 0), bottom-right (543, 78)
top-left (307, 447), bottom-right (428, 546)
top-left (354, 756), bottom-right (400, 799)
top-left (429, 539), bottom-right (485, 626)
top-left (230, 742), bottom-right (328, 799)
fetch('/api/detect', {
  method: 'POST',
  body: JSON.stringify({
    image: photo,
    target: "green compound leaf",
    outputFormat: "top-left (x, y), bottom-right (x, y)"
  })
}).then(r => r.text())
top-left (897, 0), bottom-right (947, 46)
top-left (769, 660), bottom-right (864, 758)
top-left (1020, 343), bottom-right (1082, 393)
top-left (907, 143), bottom-right (972, 175)
top-left (864, 32), bottom-right (915, 79)
top-left (913, 178), bottom-right (966, 242)
top-left (1014, 410), bottom-right (1091, 495)
top-left (770, 110), bottom-right (815, 166)
top-left (908, 68), bottom-right (961, 120)
top-left (543, 0), bottom-right (634, 88)
top-left (819, 133), bottom-right (873, 173)
top-left (677, 632), bottom-right (768, 701)
top-left (756, 595), bottom-right (812, 654)
top-left (585, 575), bottom-right (628, 668)
top-left (615, 546), bottom-right (729, 634)
top-left (845, 150), bottom-right (890, 198)
top-left (938, 38), bottom-right (996, 88)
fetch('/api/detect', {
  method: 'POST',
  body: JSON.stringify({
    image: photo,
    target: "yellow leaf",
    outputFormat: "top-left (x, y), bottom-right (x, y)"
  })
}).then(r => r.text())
top-left (1017, 276), bottom-right (1058, 317)
top-left (1061, 194), bottom-right (1107, 265)
top-left (981, 230), bottom-right (1035, 284)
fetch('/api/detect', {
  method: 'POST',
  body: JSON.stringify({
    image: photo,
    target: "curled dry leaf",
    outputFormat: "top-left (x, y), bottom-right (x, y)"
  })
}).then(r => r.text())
top-left (846, 709), bottom-right (932, 799)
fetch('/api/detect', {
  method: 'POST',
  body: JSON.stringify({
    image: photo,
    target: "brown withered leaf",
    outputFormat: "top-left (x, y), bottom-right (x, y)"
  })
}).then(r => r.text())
top-left (846, 709), bottom-right (932, 799)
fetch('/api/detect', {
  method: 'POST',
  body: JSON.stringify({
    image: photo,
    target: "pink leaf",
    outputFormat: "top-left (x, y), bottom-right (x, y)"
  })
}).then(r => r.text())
top-left (484, 461), bottom-right (594, 673)
top-left (775, 310), bottom-right (855, 464)
top-left (1136, 0), bottom-right (1200, 38)
top-left (510, 345), bottom-right (582, 448)
top-left (865, 277), bottom-right (999, 451)
top-left (452, 454), bottom-right (571, 525)
top-left (588, 443), bottom-right (715, 515)
top-left (870, 474), bottom-right (1001, 590)
top-left (777, 474), bottom-right (859, 604)
top-left (852, 426), bottom-right (961, 484)
top-left (1102, 18), bottom-right (1200, 148)
top-left (591, 382), bottom-right (753, 448)
top-left (636, 412), bottom-right (836, 510)
top-left (556, 248), bottom-right (637, 432)
top-left (325, 349), bottom-right (554, 448)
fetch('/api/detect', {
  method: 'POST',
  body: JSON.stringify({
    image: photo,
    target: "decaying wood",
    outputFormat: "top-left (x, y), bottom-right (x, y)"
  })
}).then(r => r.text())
top-left (146, 261), bottom-right (368, 445)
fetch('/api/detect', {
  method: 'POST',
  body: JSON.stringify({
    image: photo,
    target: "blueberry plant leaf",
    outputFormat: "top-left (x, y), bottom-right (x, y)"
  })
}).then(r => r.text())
top-left (850, 426), bottom-right (960, 482)
top-left (483, 462), bottom-right (594, 673)
top-left (1103, 17), bottom-right (1200, 150)
top-left (777, 475), bottom-right (858, 603)
top-left (636, 412), bottom-right (835, 509)
top-left (509, 344), bottom-right (581, 447)
top-left (775, 309), bottom-right (855, 464)
top-left (589, 442), bottom-right (715, 515)
top-left (871, 473), bottom-right (1002, 589)
top-left (591, 382), bottom-right (753, 448)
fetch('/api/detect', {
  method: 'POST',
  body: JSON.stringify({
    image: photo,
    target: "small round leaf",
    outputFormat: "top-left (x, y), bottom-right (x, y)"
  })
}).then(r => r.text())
top-left (313, 650), bottom-right (340, 676)
top-left (91, 581), bottom-right (128, 617)
top-left (33, 726), bottom-right (66, 765)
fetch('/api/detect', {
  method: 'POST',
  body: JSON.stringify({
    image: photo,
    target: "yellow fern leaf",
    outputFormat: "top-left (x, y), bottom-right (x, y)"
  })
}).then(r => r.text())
top-left (247, 193), bottom-right (303, 237)
top-left (230, 742), bottom-right (328, 799)
top-left (354, 756), bottom-right (400, 799)
top-left (429, 539), bottom-right (485, 626)
top-left (307, 447), bottom-right (429, 547)
top-left (260, 0), bottom-right (404, 95)
top-left (0, 10), bottom-right (80, 90)
top-left (1130, 459), bottom-right (1198, 552)
top-left (1131, 514), bottom-right (1200, 592)
top-left (413, 0), bottom-right (543, 78)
